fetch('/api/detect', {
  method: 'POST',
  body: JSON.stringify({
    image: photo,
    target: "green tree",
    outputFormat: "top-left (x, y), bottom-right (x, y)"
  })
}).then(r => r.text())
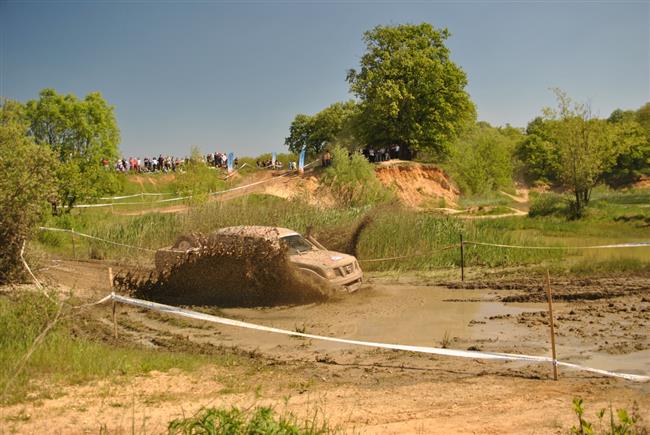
top-left (602, 107), bottom-right (648, 186)
top-left (449, 122), bottom-right (517, 194)
top-left (515, 117), bottom-right (561, 185)
top-left (285, 101), bottom-right (359, 157)
top-left (0, 99), bottom-right (56, 283)
top-left (25, 88), bottom-right (121, 210)
top-left (543, 89), bottom-right (619, 217)
top-left (347, 23), bottom-right (475, 160)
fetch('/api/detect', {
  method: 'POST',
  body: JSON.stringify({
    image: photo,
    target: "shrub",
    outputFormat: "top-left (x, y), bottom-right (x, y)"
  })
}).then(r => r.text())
top-left (449, 122), bottom-right (517, 195)
top-left (173, 147), bottom-right (226, 203)
top-left (0, 100), bottom-right (56, 283)
top-left (321, 144), bottom-right (392, 207)
top-left (528, 193), bottom-right (566, 217)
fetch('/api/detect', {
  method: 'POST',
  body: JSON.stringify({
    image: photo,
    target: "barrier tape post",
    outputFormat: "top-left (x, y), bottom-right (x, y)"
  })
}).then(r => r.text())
top-left (71, 228), bottom-right (77, 260)
top-left (546, 269), bottom-right (558, 381)
top-left (109, 267), bottom-right (117, 339)
top-left (460, 234), bottom-right (465, 282)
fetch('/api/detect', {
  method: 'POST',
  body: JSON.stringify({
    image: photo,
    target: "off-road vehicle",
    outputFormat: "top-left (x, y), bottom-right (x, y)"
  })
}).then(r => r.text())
top-left (155, 226), bottom-right (363, 292)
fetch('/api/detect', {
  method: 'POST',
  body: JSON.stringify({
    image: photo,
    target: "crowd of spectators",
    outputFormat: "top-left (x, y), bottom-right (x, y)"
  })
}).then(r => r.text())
top-left (103, 151), bottom-right (240, 173)
top-left (256, 158), bottom-right (285, 169)
top-left (362, 144), bottom-right (401, 163)
top-left (103, 156), bottom-right (185, 173)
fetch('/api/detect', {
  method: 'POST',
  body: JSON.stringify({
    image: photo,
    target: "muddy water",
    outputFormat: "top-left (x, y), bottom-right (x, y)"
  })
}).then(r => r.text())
top-left (217, 284), bottom-right (544, 354)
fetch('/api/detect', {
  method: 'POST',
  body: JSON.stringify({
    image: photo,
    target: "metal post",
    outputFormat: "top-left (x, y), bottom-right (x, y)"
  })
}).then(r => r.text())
top-left (460, 234), bottom-right (465, 282)
top-left (546, 269), bottom-right (558, 381)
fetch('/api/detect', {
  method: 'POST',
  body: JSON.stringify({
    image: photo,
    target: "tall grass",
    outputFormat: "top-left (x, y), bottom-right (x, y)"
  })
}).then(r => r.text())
top-left (0, 292), bottom-right (216, 405)
top-left (35, 188), bottom-right (650, 272)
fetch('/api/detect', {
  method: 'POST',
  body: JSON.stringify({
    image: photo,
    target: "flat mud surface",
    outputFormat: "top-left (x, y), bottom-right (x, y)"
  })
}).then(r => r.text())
top-left (6, 260), bottom-right (650, 433)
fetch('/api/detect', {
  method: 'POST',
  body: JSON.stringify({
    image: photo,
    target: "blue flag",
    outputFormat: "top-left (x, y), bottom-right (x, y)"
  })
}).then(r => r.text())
top-left (271, 152), bottom-right (276, 167)
top-left (227, 152), bottom-right (234, 173)
top-left (298, 147), bottom-right (306, 173)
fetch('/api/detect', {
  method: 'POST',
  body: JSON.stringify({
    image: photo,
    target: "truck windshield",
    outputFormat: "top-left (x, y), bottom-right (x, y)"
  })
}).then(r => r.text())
top-left (281, 235), bottom-right (313, 254)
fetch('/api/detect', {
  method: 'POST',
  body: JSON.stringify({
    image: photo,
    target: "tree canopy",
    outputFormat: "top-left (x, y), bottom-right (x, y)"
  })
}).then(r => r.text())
top-left (347, 23), bottom-right (475, 159)
top-left (285, 101), bottom-right (358, 157)
top-left (24, 88), bottom-right (121, 210)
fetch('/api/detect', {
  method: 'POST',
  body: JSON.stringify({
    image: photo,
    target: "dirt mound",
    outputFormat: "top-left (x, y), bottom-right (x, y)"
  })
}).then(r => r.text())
top-left (374, 161), bottom-right (459, 209)
top-left (115, 233), bottom-right (332, 307)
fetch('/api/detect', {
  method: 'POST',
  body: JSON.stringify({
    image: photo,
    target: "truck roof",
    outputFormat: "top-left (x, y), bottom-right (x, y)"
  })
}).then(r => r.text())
top-left (214, 226), bottom-right (299, 240)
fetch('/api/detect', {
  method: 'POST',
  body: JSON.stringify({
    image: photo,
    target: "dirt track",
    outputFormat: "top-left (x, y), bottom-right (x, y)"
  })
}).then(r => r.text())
top-left (5, 260), bottom-right (649, 433)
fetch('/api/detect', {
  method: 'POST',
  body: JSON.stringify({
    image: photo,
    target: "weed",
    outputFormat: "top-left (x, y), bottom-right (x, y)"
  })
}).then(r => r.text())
top-left (570, 397), bottom-right (646, 435)
top-left (440, 331), bottom-right (452, 349)
top-left (168, 406), bottom-right (335, 435)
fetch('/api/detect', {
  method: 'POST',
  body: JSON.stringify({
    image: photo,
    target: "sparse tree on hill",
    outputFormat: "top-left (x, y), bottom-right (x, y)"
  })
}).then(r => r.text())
top-left (543, 89), bottom-right (620, 217)
top-left (347, 23), bottom-right (475, 160)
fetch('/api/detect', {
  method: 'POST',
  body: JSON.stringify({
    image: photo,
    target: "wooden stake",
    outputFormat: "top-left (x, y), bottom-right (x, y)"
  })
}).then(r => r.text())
top-left (460, 234), bottom-right (465, 282)
top-left (546, 269), bottom-right (558, 381)
top-left (109, 267), bottom-right (118, 340)
top-left (71, 228), bottom-right (77, 260)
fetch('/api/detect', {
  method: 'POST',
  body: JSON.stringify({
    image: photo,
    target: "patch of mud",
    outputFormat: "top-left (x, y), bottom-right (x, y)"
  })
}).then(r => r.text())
top-left (115, 232), bottom-right (331, 307)
top-left (442, 276), bottom-right (650, 303)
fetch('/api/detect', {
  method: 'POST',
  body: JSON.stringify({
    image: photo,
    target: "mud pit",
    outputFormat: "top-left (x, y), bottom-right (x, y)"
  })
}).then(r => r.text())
top-left (21, 260), bottom-right (650, 434)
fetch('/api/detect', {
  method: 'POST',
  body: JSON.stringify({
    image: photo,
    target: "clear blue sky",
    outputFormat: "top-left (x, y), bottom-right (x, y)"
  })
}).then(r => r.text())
top-left (1, 1), bottom-right (648, 157)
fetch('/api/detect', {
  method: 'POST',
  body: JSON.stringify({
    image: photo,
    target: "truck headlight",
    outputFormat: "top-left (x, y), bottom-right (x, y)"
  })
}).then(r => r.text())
top-left (324, 268), bottom-right (336, 279)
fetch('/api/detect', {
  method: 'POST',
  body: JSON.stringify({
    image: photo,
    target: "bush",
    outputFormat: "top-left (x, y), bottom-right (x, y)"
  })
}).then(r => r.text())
top-left (0, 100), bottom-right (56, 283)
top-left (321, 144), bottom-right (392, 207)
top-left (449, 123), bottom-right (517, 195)
top-left (173, 147), bottom-right (226, 203)
top-left (528, 193), bottom-right (565, 217)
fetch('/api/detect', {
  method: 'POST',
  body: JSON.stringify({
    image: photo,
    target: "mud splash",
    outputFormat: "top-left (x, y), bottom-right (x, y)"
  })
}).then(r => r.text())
top-left (115, 232), bottom-right (332, 307)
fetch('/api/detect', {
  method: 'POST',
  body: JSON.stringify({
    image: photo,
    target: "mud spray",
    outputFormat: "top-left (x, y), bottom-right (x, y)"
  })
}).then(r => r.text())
top-left (115, 232), bottom-right (332, 307)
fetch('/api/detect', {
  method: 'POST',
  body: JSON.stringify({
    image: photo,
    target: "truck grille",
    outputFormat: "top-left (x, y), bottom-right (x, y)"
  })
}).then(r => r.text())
top-left (338, 262), bottom-right (356, 276)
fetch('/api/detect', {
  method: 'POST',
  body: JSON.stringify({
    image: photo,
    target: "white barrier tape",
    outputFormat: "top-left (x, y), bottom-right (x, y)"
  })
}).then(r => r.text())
top-left (99, 192), bottom-right (173, 200)
top-left (464, 240), bottom-right (650, 250)
top-left (71, 293), bottom-right (113, 309)
top-left (111, 294), bottom-right (649, 382)
top-left (38, 227), bottom-right (157, 252)
top-left (360, 244), bottom-right (457, 263)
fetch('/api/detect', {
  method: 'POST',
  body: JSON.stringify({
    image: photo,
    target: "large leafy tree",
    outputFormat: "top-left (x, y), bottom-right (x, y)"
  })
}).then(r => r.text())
top-left (25, 88), bottom-right (121, 210)
top-left (347, 23), bottom-right (475, 160)
top-left (285, 101), bottom-right (358, 157)
top-left (0, 99), bottom-right (56, 283)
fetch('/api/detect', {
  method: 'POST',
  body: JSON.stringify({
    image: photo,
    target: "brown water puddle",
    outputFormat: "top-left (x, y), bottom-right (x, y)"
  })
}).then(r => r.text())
top-left (217, 284), bottom-right (544, 354)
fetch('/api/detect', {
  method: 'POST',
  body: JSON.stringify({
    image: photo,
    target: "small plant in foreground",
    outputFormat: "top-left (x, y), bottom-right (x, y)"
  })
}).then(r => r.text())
top-left (440, 331), bottom-right (452, 349)
top-left (571, 397), bottom-right (645, 435)
top-left (167, 406), bottom-right (335, 435)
